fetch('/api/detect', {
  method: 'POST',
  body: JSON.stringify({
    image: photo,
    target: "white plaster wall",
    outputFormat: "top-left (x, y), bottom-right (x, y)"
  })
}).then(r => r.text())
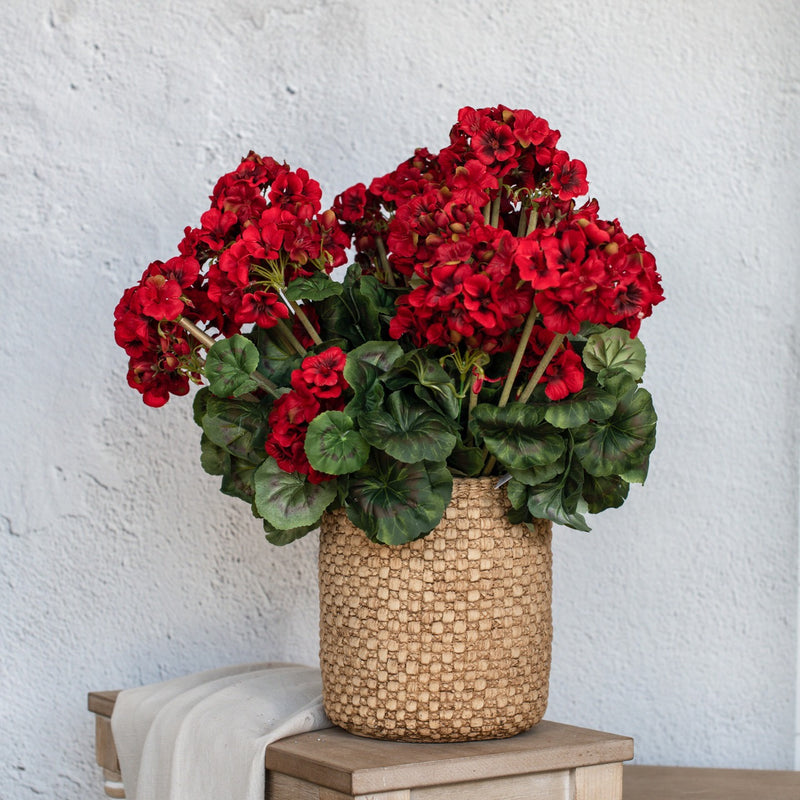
top-left (1, 1), bottom-right (798, 796)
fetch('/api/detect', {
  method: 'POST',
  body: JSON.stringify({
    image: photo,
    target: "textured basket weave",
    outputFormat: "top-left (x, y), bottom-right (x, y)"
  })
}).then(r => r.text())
top-left (318, 477), bottom-right (553, 742)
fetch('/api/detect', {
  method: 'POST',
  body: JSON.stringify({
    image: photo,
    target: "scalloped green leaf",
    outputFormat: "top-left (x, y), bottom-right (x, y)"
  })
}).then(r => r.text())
top-left (201, 397), bottom-right (271, 463)
top-left (346, 340), bottom-right (404, 374)
top-left (359, 393), bottom-right (457, 463)
top-left (525, 463), bottom-right (590, 532)
top-left (205, 334), bottom-right (261, 398)
top-left (284, 272), bottom-right (343, 301)
top-left (573, 388), bottom-right (657, 477)
top-left (582, 474), bottom-right (630, 514)
top-left (381, 351), bottom-right (460, 414)
top-left (509, 455), bottom-right (566, 487)
top-left (253, 458), bottom-right (338, 529)
top-left (262, 517), bottom-right (319, 546)
top-left (193, 387), bottom-right (212, 427)
top-left (305, 411), bottom-right (370, 475)
top-left (248, 327), bottom-right (302, 387)
top-left (446, 441), bottom-right (486, 477)
top-left (583, 328), bottom-right (646, 381)
top-left (543, 387), bottom-right (617, 429)
top-left (597, 368), bottom-right (638, 397)
top-left (200, 433), bottom-right (229, 476)
top-left (472, 402), bottom-right (565, 470)
top-left (346, 454), bottom-right (452, 545)
top-left (343, 366), bottom-right (386, 417)
top-left (220, 457), bottom-right (259, 502)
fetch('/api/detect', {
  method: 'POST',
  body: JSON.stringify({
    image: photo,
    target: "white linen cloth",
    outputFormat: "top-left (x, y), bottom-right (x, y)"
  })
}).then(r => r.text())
top-left (110, 662), bottom-right (332, 800)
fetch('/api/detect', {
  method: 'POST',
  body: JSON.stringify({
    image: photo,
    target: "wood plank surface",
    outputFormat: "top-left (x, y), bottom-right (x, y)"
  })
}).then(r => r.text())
top-left (624, 764), bottom-right (800, 800)
top-left (264, 721), bottom-right (633, 796)
top-left (88, 690), bottom-right (120, 718)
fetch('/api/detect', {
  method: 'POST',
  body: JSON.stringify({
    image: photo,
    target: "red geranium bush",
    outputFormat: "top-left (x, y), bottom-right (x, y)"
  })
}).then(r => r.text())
top-left (115, 105), bottom-right (663, 545)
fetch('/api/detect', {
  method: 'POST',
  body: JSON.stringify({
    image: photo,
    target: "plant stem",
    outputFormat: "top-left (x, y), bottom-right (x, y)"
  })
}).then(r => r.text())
top-left (467, 380), bottom-right (479, 421)
top-left (176, 316), bottom-right (216, 350)
top-left (496, 305), bottom-right (538, 409)
top-left (525, 206), bottom-right (539, 236)
top-left (482, 201), bottom-right (491, 224)
top-left (516, 204), bottom-right (529, 237)
top-left (288, 300), bottom-right (324, 346)
top-left (275, 319), bottom-right (307, 356)
top-left (375, 236), bottom-right (396, 287)
top-left (490, 193), bottom-right (501, 228)
top-left (518, 333), bottom-right (565, 403)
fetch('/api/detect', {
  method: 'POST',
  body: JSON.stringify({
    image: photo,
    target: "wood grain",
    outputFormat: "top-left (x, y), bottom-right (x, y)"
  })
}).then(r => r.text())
top-left (264, 721), bottom-right (633, 795)
top-left (624, 764), bottom-right (800, 800)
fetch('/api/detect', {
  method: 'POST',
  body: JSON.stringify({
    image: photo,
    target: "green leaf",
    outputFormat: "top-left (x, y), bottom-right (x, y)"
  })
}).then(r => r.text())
top-left (583, 328), bottom-right (646, 381)
top-left (253, 458), bottom-right (338, 529)
top-left (506, 478), bottom-right (529, 510)
top-left (205, 334), bottom-right (261, 398)
top-left (346, 340), bottom-right (404, 374)
top-left (220, 457), bottom-right (259, 502)
top-left (200, 433), bottom-right (229, 476)
top-left (193, 387), bottom-right (212, 427)
top-left (447, 441), bottom-right (486, 477)
top-left (284, 272), bottom-right (343, 302)
top-left (526, 463), bottom-right (591, 532)
top-left (201, 397), bottom-right (271, 463)
top-left (472, 402), bottom-right (565, 470)
top-left (359, 393), bottom-right (457, 463)
top-left (305, 411), bottom-right (370, 475)
top-left (509, 456), bottom-right (566, 487)
top-left (582, 474), bottom-right (630, 514)
top-left (382, 351), bottom-right (460, 410)
top-left (358, 275), bottom-right (398, 324)
top-left (573, 388), bottom-right (657, 477)
top-left (597, 368), bottom-right (638, 397)
top-left (262, 517), bottom-right (319, 546)
top-left (248, 327), bottom-right (302, 387)
top-left (620, 450), bottom-right (652, 485)
top-left (543, 386), bottom-right (617, 429)
top-left (346, 453), bottom-right (452, 545)
top-left (343, 366), bottom-right (386, 417)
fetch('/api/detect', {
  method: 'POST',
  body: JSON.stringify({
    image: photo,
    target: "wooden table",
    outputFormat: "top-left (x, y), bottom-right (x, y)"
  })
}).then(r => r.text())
top-left (88, 690), bottom-right (800, 799)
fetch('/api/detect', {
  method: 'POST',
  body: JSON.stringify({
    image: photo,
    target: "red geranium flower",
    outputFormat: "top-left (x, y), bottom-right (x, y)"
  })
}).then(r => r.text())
top-left (138, 274), bottom-right (184, 321)
top-left (234, 290), bottom-right (290, 329)
top-left (292, 346), bottom-right (348, 399)
top-left (550, 151), bottom-right (589, 200)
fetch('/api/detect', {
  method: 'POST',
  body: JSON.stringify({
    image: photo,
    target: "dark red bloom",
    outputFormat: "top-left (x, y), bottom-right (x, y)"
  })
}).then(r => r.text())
top-left (292, 347), bottom-right (348, 399)
top-left (471, 121), bottom-right (517, 165)
top-left (234, 290), bottom-right (290, 329)
top-left (542, 348), bottom-right (584, 401)
top-left (138, 274), bottom-right (184, 320)
top-left (550, 151), bottom-right (589, 200)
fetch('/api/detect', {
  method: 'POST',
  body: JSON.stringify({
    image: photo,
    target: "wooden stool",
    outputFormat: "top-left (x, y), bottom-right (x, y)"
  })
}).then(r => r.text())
top-left (88, 690), bottom-right (632, 799)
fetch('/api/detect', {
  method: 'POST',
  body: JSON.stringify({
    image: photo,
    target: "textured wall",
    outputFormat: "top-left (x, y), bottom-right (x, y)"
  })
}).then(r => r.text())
top-left (1, 1), bottom-right (798, 796)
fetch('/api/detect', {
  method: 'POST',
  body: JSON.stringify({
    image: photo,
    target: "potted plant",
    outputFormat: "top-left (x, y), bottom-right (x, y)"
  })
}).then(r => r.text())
top-left (115, 105), bottom-right (663, 742)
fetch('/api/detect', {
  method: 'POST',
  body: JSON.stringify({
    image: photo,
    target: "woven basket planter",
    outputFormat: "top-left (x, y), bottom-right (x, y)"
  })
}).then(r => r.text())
top-left (318, 477), bottom-right (553, 742)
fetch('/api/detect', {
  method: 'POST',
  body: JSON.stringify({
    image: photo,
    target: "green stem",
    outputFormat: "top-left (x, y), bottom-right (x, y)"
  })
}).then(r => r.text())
top-left (467, 380), bottom-right (479, 422)
top-left (482, 201), bottom-right (491, 225)
top-left (275, 319), bottom-right (308, 357)
top-left (518, 333), bottom-right (565, 404)
top-left (176, 316), bottom-right (216, 350)
top-left (525, 206), bottom-right (539, 236)
top-left (375, 236), bottom-right (396, 287)
top-left (496, 305), bottom-right (539, 409)
top-left (288, 299), bottom-right (324, 346)
top-left (490, 192), bottom-right (501, 228)
top-left (516, 204), bottom-right (529, 237)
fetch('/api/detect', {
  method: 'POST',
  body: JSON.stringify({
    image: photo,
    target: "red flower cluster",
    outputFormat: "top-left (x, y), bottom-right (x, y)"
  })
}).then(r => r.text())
top-left (115, 153), bottom-right (350, 406)
top-left (265, 347), bottom-right (349, 482)
top-left (335, 105), bottom-right (663, 400)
